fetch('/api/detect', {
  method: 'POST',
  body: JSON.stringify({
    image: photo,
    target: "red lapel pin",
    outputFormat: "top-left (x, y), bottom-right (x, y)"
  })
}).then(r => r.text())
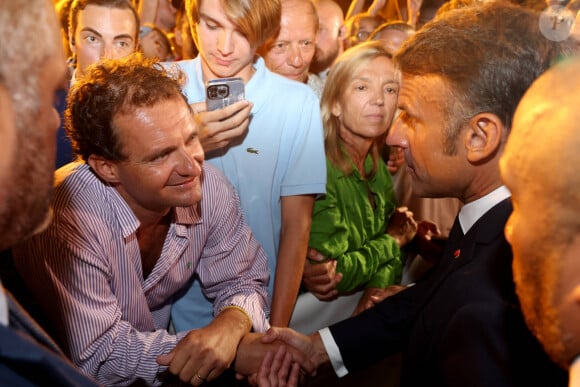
top-left (453, 249), bottom-right (461, 259)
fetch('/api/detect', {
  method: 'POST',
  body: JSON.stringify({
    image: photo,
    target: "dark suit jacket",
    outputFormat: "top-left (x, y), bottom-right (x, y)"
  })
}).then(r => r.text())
top-left (0, 323), bottom-right (100, 386)
top-left (329, 199), bottom-right (567, 387)
top-left (0, 249), bottom-right (100, 386)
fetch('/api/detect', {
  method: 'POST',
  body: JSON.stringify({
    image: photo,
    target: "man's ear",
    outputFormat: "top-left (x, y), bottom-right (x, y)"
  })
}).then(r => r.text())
top-left (87, 154), bottom-right (120, 184)
top-left (463, 113), bottom-right (504, 163)
top-left (338, 24), bottom-right (347, 40)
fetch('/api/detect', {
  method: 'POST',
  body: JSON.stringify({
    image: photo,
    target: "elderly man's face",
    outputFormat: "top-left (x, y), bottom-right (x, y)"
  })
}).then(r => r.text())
top-left (262, 0), bottom-right (317, 83)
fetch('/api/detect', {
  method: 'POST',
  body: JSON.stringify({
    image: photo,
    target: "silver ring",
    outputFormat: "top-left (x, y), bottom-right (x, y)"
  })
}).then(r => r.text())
top-left (194, 374), bottom-right (207, 383)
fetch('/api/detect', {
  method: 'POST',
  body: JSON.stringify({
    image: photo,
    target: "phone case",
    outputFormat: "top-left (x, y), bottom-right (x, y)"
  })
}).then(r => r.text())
top-left (206, 77), bottom-right (245, 111)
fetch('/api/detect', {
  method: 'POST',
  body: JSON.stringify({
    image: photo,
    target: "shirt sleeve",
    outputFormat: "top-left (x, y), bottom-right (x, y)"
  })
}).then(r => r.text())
top-left (13, 228), bottom-right (182, 386)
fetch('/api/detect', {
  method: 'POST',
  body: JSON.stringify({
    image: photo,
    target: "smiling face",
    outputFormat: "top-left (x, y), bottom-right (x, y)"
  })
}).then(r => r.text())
top-left (70, 4), bottom-right (137, 77)
top-left (262, 0), bottom-right (317, 83)
top-left (332, 56), bottom-right (398, 151)
top-left (108, 97), bottom-right (204, 218)
top-left (387, 74), bottom-right (469, 199)
top-left (193, 0), bottom-right (256, 82)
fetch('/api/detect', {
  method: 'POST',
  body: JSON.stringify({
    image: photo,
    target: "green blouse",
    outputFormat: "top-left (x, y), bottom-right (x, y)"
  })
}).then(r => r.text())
top-left (308, 154), bottom-right (402, 292)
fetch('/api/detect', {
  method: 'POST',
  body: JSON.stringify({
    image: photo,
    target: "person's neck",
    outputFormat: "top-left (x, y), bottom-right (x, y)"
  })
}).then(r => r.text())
top-left (114, 185), bottom-right (172, 228)
top-left (342, 141), bottom-right (372, 176)
top-left (460, 163), bottom-right (503, 204)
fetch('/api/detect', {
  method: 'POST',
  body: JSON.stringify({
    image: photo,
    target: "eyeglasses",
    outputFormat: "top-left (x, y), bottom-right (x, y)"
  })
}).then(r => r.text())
top-left (356, 30), bottom-right (372, 41)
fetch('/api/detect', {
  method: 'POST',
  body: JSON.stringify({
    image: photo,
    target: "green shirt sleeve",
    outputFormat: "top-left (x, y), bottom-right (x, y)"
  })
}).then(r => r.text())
top-left (308, 157), bottom-right (403, 293)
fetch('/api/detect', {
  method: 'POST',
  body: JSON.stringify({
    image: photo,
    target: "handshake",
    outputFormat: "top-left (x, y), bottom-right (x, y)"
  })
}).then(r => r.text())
top-left (234, 328), bottom-right (329, 387)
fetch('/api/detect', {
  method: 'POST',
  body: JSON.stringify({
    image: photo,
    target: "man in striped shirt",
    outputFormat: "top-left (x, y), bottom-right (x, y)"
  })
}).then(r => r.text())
top-left (12, 56), bottom-right (277, 386)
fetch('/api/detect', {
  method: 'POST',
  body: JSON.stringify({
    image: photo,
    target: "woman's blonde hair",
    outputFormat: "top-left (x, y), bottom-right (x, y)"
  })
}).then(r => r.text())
top-left (321, 41), bottom-right (393, 177)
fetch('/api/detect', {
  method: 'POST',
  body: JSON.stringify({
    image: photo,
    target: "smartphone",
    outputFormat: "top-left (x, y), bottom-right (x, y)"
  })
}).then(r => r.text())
top-left (205, 77), bottom-right (245, 111)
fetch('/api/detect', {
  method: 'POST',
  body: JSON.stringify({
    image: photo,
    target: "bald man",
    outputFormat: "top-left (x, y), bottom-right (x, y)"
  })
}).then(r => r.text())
top-left (259, 0), bottom-right (324, 97)
top-left (311, 0), bottom-right (346, 80)
top-left (500, 56), bottom-right (580, 387)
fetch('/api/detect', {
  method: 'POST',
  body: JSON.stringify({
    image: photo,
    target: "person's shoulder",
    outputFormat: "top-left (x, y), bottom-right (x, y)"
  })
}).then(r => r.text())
top-left (163, 57), bottom-right (200, 90)
top-left (165, 57), bottom-right (197, 72)
top-left (53, 162), bottom-right (108, 209)
top-left (201, 163), bottom-right (234, 192)
top-left (271, 72), bottom-right (318, 97)
top-left (54, 162), bottom-right (95, 192)
top-left (257, 67), bottom-right (319, 102)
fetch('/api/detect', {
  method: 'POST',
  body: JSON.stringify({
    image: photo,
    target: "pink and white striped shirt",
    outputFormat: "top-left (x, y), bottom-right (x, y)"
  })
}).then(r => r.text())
top-left (13, 162), bottom-right (270, 386)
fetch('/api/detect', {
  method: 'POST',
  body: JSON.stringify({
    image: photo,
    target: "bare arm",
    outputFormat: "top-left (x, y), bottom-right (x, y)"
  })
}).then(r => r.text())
top-left (368, 0), bottom-right (389, 15)
top-left (270, 195), bottom-right (316, 327)
top-left (345, 0), bottom-right (367, 20)
top-left (138, 0), bottom-right (158, 25)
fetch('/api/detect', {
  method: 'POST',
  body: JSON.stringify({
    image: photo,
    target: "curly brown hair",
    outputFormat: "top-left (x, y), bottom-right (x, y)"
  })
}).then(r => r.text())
top-left (65, 55), bottom-right (189, 161)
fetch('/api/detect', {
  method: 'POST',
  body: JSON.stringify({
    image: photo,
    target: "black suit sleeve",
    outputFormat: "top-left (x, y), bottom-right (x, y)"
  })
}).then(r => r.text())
top-left (328, 279), bottom-right (423, 372)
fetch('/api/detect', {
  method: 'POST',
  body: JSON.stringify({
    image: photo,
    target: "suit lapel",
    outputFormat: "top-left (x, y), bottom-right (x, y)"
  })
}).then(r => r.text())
top-left (415, 199), bottom-right (513, 309)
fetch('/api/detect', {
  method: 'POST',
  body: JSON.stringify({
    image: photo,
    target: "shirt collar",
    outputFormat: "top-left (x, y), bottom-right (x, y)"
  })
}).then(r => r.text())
top-left (458, 185), bottom-right (511, 234)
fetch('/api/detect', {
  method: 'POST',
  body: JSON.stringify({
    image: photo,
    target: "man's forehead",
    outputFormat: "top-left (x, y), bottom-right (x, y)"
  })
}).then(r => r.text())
top-left (77, 5), bottom-right (137, 33)
top-left (398, 73), bottom-right (446, 100)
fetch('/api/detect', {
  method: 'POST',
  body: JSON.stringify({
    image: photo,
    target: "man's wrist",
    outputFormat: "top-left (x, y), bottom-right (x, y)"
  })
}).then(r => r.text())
top-left (218, 305), bottom-right (253, 333)
top-left (310, 332), bottom-right (331, 368)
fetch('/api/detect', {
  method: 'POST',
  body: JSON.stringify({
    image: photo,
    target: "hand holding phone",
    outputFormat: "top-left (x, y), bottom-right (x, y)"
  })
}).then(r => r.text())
top-left (192, 78), bottom-right (251, 153)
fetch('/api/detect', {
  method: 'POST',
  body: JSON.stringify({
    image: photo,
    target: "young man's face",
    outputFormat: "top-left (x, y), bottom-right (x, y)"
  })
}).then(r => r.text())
top-left (110, 97), bottom-right (204, 218)
top-left (193, 0), bottom-right (256, 82)
top-left (70, 5), bottom-right (137, 77)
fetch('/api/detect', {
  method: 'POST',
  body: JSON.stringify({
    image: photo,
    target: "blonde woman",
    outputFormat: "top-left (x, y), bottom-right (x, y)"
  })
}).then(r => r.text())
top-left (291, 41), bottom-right (417, 333)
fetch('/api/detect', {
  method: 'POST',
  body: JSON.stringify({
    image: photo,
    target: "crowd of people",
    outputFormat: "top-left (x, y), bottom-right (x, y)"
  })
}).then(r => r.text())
top-left (1, 0), bottom-right (580, 386)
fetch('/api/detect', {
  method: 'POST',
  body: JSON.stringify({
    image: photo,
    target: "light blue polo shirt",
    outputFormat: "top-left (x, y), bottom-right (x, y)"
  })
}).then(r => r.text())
top-left (170, 56), bottom-right (326, 331)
